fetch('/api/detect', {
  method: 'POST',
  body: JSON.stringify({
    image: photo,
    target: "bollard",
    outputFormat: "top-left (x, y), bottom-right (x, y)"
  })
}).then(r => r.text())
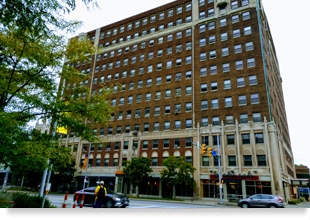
top-left (62, 191), bottom-right (68, 208)
top-left (79, 193), bottom-right (85, 208)
top-left (72, 193), bottom-right (79, 208)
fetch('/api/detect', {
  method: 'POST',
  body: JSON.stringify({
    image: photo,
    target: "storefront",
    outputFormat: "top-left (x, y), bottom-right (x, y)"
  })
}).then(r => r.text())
top-left (201, 174), bottom-right (272, 201)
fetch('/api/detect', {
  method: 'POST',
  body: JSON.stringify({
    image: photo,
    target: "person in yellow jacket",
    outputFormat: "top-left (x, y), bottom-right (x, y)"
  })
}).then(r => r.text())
top-left (93, 181), bottom-right (107, 208)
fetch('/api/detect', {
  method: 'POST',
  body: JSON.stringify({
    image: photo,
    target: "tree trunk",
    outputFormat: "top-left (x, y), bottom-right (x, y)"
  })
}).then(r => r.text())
top-left (136, 186), bottom-right (139, 198)
top-left (173, 185), bottom-right (176, 199)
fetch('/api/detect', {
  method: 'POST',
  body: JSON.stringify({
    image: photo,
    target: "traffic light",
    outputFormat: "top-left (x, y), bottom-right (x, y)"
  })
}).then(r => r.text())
top-left (201, 144), bottom-right (207, 154)
top-left (207, 147), bottom-right (213, 157)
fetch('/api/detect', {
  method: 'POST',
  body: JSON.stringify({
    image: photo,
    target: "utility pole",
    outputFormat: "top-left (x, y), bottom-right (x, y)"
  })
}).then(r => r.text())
top-left (217, 134), bottom-right (223, 205)
top-left (2, 167), bottom-right (10, 190)
top-left (82, 146), bottom-right (91, 189)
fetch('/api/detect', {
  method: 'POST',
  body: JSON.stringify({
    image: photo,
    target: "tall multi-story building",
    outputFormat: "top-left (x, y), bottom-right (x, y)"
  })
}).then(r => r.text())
top-left (60, 0), bottom-right (295, 202)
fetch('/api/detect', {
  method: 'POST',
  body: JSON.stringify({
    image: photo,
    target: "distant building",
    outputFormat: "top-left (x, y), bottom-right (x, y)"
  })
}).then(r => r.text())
top-left (59, 0), bottom-right (295, 202)
top-left (295, 165), bottom-right (310, 179)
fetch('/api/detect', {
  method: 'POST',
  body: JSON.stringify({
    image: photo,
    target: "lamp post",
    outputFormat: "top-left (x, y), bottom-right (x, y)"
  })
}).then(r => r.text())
top-left (217, 134), bottom-right (223, 205)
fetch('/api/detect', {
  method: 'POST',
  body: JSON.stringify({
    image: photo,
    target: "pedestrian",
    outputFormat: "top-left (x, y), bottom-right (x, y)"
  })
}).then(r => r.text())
top-left (93, 181), bottom-right (106, 208)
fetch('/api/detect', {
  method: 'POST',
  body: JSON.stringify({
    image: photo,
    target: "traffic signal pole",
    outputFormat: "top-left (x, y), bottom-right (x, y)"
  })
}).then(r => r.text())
top-left (217, 134), bottom-right (223, 205)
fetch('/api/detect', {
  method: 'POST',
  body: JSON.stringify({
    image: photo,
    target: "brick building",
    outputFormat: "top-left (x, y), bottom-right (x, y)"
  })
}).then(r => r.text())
top-left (60, 0), bottom-right (295, 202)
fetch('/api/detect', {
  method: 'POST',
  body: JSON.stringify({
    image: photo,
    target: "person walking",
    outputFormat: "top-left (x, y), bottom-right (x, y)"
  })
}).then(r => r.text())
top-left (93, 181), bottom-right (107, 208)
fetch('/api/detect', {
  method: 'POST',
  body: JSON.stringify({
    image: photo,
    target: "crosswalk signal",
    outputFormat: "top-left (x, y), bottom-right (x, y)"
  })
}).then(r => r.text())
top-left (201, 144), bottom-right (207, 154)
top-left (207, 147), bottom-right (213, 157)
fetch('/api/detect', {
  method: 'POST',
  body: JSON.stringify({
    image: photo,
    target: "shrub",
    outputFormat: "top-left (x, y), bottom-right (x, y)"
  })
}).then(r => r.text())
top-left (288, 199), bottom-right (301, 205)
top-left (11, 192), bottom-right (52, 208)
top-left (300, 197), bottom-right (306, 202)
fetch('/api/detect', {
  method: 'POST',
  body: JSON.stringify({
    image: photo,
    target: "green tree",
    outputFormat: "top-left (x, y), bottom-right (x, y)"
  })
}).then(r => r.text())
top-left (160, 156), bottom-right (196, 198)
top-left (0, 0), bottom-right (114, 180)
top-left (123, 157), bottom-right (153, 197)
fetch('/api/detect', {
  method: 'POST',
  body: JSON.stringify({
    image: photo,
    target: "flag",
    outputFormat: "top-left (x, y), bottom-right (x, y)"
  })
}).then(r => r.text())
top-left (56, 126), bottom-right (67, 134)
top-left (82, 154), bottom-right (88, 170)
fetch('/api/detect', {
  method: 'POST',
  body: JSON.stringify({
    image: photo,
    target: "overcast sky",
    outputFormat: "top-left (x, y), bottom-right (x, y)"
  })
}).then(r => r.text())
top-left (66, 0), bottom-right (310, 168)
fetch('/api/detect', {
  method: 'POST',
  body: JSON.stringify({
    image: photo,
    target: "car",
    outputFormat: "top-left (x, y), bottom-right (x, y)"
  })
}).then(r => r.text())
top-left (73, 186), bottom-right (130, 208)
top-left (238, 194), bottom-right (285, 208)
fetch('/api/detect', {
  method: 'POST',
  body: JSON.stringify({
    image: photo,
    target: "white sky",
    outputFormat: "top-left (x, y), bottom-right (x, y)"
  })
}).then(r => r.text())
top-left (66, 0), bottom-right (310, 168)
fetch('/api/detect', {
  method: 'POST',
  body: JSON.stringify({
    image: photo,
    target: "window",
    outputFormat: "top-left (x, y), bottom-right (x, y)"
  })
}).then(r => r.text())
top-left (185, 119), bottom-right (192, 128)
top-left (142, 140), bottom-right (148, 149)
top-left (144, 123), bottom-right (149, 132)
top-left (126, 110), bottom-right (132, 118)
top-left (247, 58), bottom-right (255, 67)
top-left (201, 117), bottom-right (208, 126)
top-left (245, 42), bottom-right (254, 51)
top-left (212, 116), bottom-right (220, 126)
top-left (251, 93), bottom-right (259, 104)
top-left (209, 50), bottom-right (216, 59)
top-left (186, 42), bottom-right (192, 50)
top-left (167, 47), bottom-right (172, 55)
top-left (155, 91), bottom-right (161, 100)
top-left (166, 60), bottom-right (173, 69)
top-left (222, 47), bottom-right (229, 57)
top-left (139, 67), bottom-right (144, 75)
top-left (233, 29), bottom-right (241, 38)
top-left (158, 24), bottom-right (164, 31)
top-left (222, 63), bottom-right (230, 72)
top-left (253, 112), bottom-right (261, 122)
top-left (135, 20), bottom-right (140, 28)
top-left (128, 96), bottom-right (133, 104)
top-left (200, 52), bottom-right (206, 61)
top-left (255, 133), bottom-right (264, 143)
top-left (221, 32), bottom-right (228, 41)
top-left (200, 38), bottom-right (206, 46)
top-left (220, 18), bottom-right (227, 26)
top-left (159, 12), bottom-right (164, 20)
top-left (156, 76), bottom-right (162, 85)
top-left (231, 1), bottom-right (238, 9)
top-left (177, 6), bottom-right (182, 14)
top-left (211, 99), bottom-right (218, 108)
top-left (228, 156), bottom-right (236, 166)
top-left (176, 19), bottom-right (182, 25)
top-left (199, 0), bottom-right (205, 6)
top-left (186, 16), bottom-right (192, 22)
top-left (243, 155), bottom-right (252, 166)
top-left (186, 3), bottom-right (192, 11)
top-left (243, 11), bottom-right (250, 20)
top-left (142, 18), bottom-right (148, 25)
top-left (238, 95), bottom-right (247, 105)
top-left (234, 44), bottom-right (242, 54)
top-left (199, 24), bottom-right (206, 33)
top-left (232, 14), bottom-right (239, 23)
top-left (153, 122), bottom-right (160, 131)
top-left (211, 82), bottom-right (218, 91)
top-left (175, 120), bottom-right (181, 129)
top-left (237, 77), bottom-right (245, 87)
top-left (186, 86), bottom-right (192, 95)
top-left (224, 79), bottom-right (231, 89)
top-left (175, 88), bottom-right (181, 96)
top-left (154, 106), bottom-right (160, 116)
top-left (165, 89), bottom-right (171, 98)
top-left (157, 49), bottom-right (163, 57)
top-left (225, 97), bottom-right (232, 107)
top-left (208, 8), bottom-right (214, 17)
top-left (176, 58), bottom-right (182, 66)
top-left (227, 135), bottom-right (235, 145)
top-left (199, 11), bottom-right (205, 20)
top-left (167, 21), bottom-right (173, 28)
top-left (186, 56), bottom-right (192, 64)
top-left (226, 115), bottom-right (234, 125)
top-left (201, 83), bottom-right (207, 92)
top-left (240, 114), bottom-right (248, 123)
top-left (202, 157), bottom-right (209, 166)
top-left (236, 60), bottom-right (243, 70)
top-left (166, 75), bottom-right (172, 83)
top-left (242, 0), bottom-right (249, 6)
top-left (241, 134), bottom-right (250, 144)
top-left (147, 65), bottom-right (153, 73)
top-left (150, 15), bottom-right (156, 23)
top-left (184, 29), bottom-right (191, 37)
top-left (210, 65), bottom-right (217, 74)
top-left (257, 155), bottom-right (266, 166)
top-left (244, 26), bottom-right (252, 35)
top-left (201, 100), bottom-right (208, 110)
top-left (164, 121), bottom-right (170, 130)
top-left (185, 102), bottom-right (192, 111)
top-left (200, 67), bottom-right (207, 76)
top-left (208, 21), bottom-right (215, 30)
top-left (163, 139), bottom-right (170, 148)
top-left (167, 34), bottom-right (173, 42)
top-left (249, 75), bottom-right (257, 85)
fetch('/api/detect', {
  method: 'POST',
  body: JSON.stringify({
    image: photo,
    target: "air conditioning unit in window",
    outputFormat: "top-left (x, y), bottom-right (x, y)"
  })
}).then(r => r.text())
top-left (186, 47), bottom-right (191, 50)
top-left (176, 92), bottom-right (181, 97)
top-left (138, 85), bottom-right (142, 88)
top-left (176, 49), bottom-right (181, 53)
top-left (141, 46), bottom-right (145, 49)
top-left (137, 99), bottom-right (141, 103)
top-left (175, 109), bottom-right (181, 114)
top-left (176, 77), bottom-right (181, 81)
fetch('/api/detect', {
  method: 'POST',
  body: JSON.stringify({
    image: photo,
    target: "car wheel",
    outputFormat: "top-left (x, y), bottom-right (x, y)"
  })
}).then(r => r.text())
top-left (268, 204), bottom-right (277, 208)
top-left (241, 203), bottom-right (249, 208)
top-left (121, 205), bottom-right (126, 208)
top-left (105, 200), bottom-right (113, 208)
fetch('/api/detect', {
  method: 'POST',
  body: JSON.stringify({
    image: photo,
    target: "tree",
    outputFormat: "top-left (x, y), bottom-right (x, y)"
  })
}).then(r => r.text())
top-left (0, 0), bottom-right (114, 180)
top-left (160, 156), bottom-right (196, 198)
top-left (123, 157), bottom-right (153, 197)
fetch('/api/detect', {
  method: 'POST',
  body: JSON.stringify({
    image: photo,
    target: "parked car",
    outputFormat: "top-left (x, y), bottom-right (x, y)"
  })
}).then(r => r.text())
top-left (238, 194), bottom-right (285, 208)
top-left (73, 187), bottom-right (130, 208)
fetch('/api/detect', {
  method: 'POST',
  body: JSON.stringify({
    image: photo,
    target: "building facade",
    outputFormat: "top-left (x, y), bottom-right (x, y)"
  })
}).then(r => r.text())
top-left (60, 0), bottom-right (295, 202)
